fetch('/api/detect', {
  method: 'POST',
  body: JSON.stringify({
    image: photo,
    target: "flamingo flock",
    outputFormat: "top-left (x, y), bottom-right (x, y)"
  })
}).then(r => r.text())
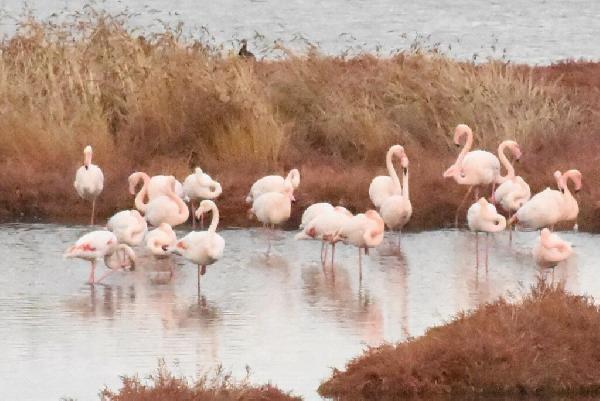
top-left (67, 125), bottom-right (580, 289)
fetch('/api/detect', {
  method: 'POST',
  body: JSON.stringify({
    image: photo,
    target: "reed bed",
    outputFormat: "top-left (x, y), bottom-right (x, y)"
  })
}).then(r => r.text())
top-left (318, 282), bottom-right (600, 400)
top-left (1, 11), bottom-right (599, 229)
top-left (98, 362), bottom-right (301, 401)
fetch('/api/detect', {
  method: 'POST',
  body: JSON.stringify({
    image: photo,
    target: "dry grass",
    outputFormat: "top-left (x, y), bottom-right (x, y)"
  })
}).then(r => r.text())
top-left (318, 282), bottom-right (600, 400)
top-left (1, 11), bottom-right (599, 229)
top-left (98, 362), bottom-right (301, 401)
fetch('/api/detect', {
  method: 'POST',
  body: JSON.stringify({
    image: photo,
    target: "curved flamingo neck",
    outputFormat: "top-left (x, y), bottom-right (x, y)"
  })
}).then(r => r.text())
top-left (561, 170), bottom-right (582, 198)
top-left (208, 203), bottom-right (220, 233)
top-left (455, 128), bottom-right (473, 165)
top-left (497, 141), bottom-right (515, 183)
top-left (385, 148), bottom-right (401, 191)
top-left (133, 177), bottom-right (150, 212)
top-left (166, 181), bottom-right (189, 220)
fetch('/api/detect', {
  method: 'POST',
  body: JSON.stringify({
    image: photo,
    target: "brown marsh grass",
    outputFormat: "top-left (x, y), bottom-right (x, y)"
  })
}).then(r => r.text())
top-left (1, 11), bottom-right (599, 229)
top-left (98, 362), bottom-right (301, 401)
top-left (318, 282), bottom-right (600, 400)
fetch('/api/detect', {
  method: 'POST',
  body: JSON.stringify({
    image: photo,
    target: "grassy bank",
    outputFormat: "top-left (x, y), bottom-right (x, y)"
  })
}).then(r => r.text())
top-left (1, 12), bottom-right (599, 229)
top-left (318, 282), bottom-right (600, 399)
top-left (97, 363), bottom-right (300, 401)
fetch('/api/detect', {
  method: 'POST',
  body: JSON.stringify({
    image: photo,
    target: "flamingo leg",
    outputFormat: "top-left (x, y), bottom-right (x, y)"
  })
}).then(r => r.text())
top-left (191, 201), bottom-right (196, 229)
top-left (475, 232), bottom-right (479, 268)
top-left (91, 199), bottom-right (96, 226)
top-left (322, 242), bottom-right (329, 264)
top-left (88, 260), bottom-right (96, 284)
top-left (455, 186), bottom-right (473, 228)
top-left (508, 210), bottom-right (513, 245)
top-left (485, 233), bottom-right (489, 270)
top-left (331, 242), bottom-right (336, 267)
top-left (95, 268), bottom-right (116, 284)
top-left (197, 264), bottom-right (201, 293)
top-left (358, 248), bottom-right (363, 282)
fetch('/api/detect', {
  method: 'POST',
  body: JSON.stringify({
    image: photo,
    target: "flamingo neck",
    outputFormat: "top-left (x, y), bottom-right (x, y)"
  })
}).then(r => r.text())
top-left (385, 148), bottom-right (401, 191)
top-left (497, 141), bottom-right (515, 183)
top-left (84, 152), bottom-right (92, 167)
top-left (167, 182), bottom-right (189, 220)
top-left (456, 128), bottom-right (473, 165)
top-left (133, 176), bottom-right (150, 212)
top-left (208, 203), bottom-right (220, 233)
top-left (561, 170), bottom-right (581, 199)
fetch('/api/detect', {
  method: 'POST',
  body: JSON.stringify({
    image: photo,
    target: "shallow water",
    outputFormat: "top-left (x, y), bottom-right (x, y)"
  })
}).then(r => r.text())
top-left (0, 0), bottom-right (599, 63)
top-left (0, 223), bottom-right (599, 400)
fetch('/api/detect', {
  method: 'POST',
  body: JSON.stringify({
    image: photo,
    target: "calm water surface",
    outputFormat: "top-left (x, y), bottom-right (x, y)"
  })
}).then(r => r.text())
top-left (1, 224), bottom-right (599, 400)
top-left (0, 0), bottom-right (599, 63)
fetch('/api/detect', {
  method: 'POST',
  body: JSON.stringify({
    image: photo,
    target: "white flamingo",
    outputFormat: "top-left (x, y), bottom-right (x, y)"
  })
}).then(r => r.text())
top-left (368, 145), bottom-right (405, 208)
top-left (145, 223), bottom-right (177, 258)
top-left (170, 200), bottom-right (225, 291)
top-left (106, 210), bottom-right (148, 246)
top-left (299, 202), bottom-right (334, 229)
top-left (134, 176), bottom-right (189, 227)
top-left (295, 206), bottom-right (353, 265)
top-left (249, 188), bottom-right (294, 254)
top-left (129, 172), bottom-right (185, 211)
top-left (183, 167), bottom-right (222, 228)
top-left (532, 228), bottom-right (573, 269)
top-left (379, 152), bottom-right (412, 240)
top-left (246, 168), bottom-right (300, 204)
top-left (467, 197), bottom-right (507, 267)
top-left (64, 230), bottom-right (135, 284)
top-left (443, 124), bottom-right (500, 225)
top-left (333, 210), bottom-right (385, 278)
top-left (74, 145), bottom-right (104, 225)
top-left (509, 171), bottom-right (569, 231)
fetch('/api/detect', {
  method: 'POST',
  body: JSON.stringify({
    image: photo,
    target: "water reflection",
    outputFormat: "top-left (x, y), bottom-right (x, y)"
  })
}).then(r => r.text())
top-left (0, 224), bottom-right (597, 401)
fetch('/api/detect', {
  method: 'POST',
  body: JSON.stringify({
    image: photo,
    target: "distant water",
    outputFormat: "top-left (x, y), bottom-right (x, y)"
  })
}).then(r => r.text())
top-left (0, 0), bottom-right (599, 63)
top-left (1, 224), bottom-right (599, 400)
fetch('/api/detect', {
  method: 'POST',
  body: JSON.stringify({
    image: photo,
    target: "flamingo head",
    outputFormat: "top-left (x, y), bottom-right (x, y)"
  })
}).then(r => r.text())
top-left (83, 145), bottom-right (93, 168)
top-left (510, 142), bottom-right (522, 161)
top-left (390, 144), bottom-right (405, 158)
top-left (286, 168), bottom-right (301, 189)
top-left (196, 200), bottom-right (216, 220)
top-left (400, 155), bottom-right (409, 174)
top-left (453, 124), bottom-right (472, 145)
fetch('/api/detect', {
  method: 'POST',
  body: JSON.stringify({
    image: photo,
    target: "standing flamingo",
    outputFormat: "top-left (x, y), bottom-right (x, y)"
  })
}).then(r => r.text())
top-left (379, 152), bottom-right (412, 242)
top-left (369, 145), bottom-right (405, 208)
top-left (129, 172), bottom-right (185, 211)
top-left (170, 200), bottom-right (225, 291)
top-left (106, 210), bottom-right (148, 246)
top-left (183, 167), bottom-right (222, 228)
top-left (295, 206), bottom-right (353, 265)
top-left (135, 176), bottom-right (189, 227)
top-left (246, 169), bottom-right (300, 204)
top-left (333, 210), bottom-right (385, 279)
top-left (467, 198), bottom-right (507, 268)
top-left (532, 228), bottom-right (573, 269)
top-left (443, 124), bottom-right (500, 226)
top-left (64, 230), bottom-right (136, 284)
top-left (509, 171), bottom-right (570, 231)
top-left (249, 185), bottom-right (294, 254)
top-left (74, 145), bottom-right (104, 225)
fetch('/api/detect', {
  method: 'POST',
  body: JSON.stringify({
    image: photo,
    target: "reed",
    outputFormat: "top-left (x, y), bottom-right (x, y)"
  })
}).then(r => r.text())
top-left (0, 10), bottom-right (598, 229)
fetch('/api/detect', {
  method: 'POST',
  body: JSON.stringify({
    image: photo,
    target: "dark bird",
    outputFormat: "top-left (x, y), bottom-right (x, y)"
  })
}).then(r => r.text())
top-left (238, 39), bottom-right (255, 59)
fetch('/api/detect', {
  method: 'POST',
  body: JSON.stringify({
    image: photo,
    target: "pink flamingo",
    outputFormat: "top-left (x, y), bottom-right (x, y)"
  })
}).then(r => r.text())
top-left (532, 228), bottom-right (573, 269)
top-left (369, 145), bottom-right (405, 208)
top-left (246, 169), bottom-right (300, 204)
top-left (183, 167), bottom-right (222, 228)
top-left (467, 197), bottom-right (507, 268)
top-left (74, 145), bottom-right (104, 225)
top-left (106, 210), bottom-right (148, 246)
top-left (134, 176), bottom-right (189, 227)
top-left (379, 152), bottom-right (412, 243)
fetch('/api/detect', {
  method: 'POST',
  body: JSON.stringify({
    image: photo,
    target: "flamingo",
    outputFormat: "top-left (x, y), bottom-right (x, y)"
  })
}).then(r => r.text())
top-left (249, 188), bottom-right (294, 255)
top-left (136, 176), bottom-right (189, 227)
top-left (508, 171), bottom-right (568, 231)
top-left (379, 153), bottom-right (412, 242)
top-left (106, 210), bottom-right (148, 246)
top-left (183, 167), bottom-right (222, 228)
top-left (74, 145), bottom-right (104, 225)
top-left (299, 202), bottom-right (334, 229)
top-left (532, 228), bottom-right (573, 269)
top-left (333, 210), bottom-right (385, 278)
top-left (559, 169), bottom-right (582, 229)
top-left (295, 206), bottom-right (353, 265)
top-left (245, 168), bottom-right (300, 204)
top-left (169, 200), bottom-right (225, 291)
top-left (146, 223), bottom-right (177, 258)
top-left (443, 124), bottom-right (500, 226)
top-left (129, 172), bottom-right (185, 212)
top-left (64, 230), bottom-right (136, 284)
top-left (467, 197), bottom-right (507, 267)
top-left (368, 145), bottom-right (405, 208)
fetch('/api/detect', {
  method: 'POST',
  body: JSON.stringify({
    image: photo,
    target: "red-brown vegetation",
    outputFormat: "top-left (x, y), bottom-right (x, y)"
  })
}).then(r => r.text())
top-left (318, 282), bottom-right (600, 400)
top-left (1, 12), bottom-right (599, 230)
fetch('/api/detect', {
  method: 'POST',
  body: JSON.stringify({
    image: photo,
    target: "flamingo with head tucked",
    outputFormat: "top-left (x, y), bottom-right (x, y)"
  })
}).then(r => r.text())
top-left (299, 202), bottom-right (334, 229)
top-left (170, 200), bottom-right (225, 292)
top-left (467, 197), bottom-right (507, 268)
top-left (74, 145), bottom-right (104, 225)
top-left (64, 230), bottom-right (135, 284)
top-left (246, 169), bottom-right (300, 204)
top-left (533, 228), bottom-right (573, 269)
top-left (107, 210), bottom-right (148, 246)
top-left (369, 145), bottom-right (405, 208)
top-left (146, 223), bottom-right (177, 258)
top-left (443, 124), bottom-right (500, 226)
top-left (183, 167), bottom-right (222, 228)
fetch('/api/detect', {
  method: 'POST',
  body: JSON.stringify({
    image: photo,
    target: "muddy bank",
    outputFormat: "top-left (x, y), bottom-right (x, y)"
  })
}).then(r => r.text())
top-left (0, 13), bottom-right (599, 230)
